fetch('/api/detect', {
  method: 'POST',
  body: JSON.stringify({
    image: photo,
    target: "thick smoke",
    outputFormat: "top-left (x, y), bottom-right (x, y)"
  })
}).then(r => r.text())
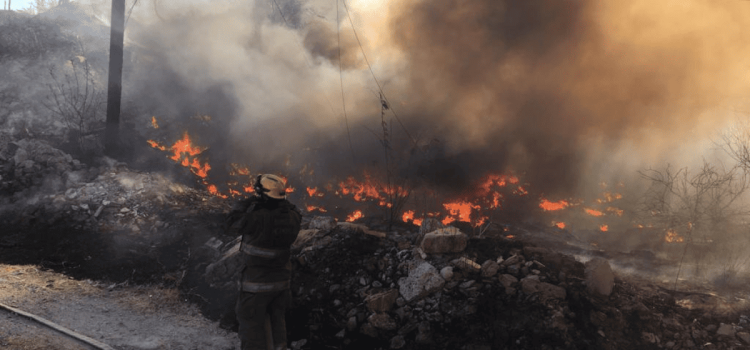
top-left (385, 0), bottom-right (750, 197)
top-left (78, 0), bottom-right (750, 197)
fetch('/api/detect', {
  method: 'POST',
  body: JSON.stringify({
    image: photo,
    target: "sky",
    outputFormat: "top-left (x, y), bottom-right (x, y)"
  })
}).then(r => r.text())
top-left (6, 0), bottom-right (38, 11)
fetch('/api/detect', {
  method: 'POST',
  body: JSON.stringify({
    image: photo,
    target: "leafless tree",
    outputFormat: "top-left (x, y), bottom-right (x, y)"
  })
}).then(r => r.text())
top-left (43, 55), bottom-right (105, 153)
top-left (640, 120), bottom-right (750, 289)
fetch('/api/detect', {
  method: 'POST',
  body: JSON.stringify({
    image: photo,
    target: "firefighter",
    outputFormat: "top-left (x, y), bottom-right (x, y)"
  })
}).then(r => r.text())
top-left (227, 174), bottom-right (302, 350)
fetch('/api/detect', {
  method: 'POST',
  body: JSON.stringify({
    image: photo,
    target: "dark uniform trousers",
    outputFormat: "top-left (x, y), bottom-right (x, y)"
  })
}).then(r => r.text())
top-left (236, 289), bottom-right (292, 350)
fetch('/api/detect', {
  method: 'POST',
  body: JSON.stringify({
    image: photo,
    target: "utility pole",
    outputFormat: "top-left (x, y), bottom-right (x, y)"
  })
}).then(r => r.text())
top-left (104, 0), bottom-right (125, 155)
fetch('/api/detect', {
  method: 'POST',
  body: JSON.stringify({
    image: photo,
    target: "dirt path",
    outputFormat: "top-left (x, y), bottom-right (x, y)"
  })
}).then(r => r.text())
top-left (0, 264), bottom-right (239, 350)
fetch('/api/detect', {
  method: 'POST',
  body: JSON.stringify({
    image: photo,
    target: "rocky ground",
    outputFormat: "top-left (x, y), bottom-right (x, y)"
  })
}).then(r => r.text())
top-left (1, 137), bottom-right (750, 350)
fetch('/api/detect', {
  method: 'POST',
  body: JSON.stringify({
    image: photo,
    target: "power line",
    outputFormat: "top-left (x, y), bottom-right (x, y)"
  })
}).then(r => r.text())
top-left (341, 0), bottom-right (418, 149)
top-left (337, 0), bottom-right (356, 162)
top-left (269, 0), bottom-right (356, 160)
top-left (124, 0), bottom-right (138, 28)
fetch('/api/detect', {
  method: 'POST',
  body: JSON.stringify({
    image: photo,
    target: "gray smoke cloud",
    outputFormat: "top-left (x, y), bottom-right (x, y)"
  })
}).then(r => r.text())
top-left (73, 0), bottom-right (750, 199)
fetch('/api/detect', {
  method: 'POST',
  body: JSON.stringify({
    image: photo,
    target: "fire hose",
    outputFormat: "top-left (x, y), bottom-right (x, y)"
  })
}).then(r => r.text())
top-left (0, 301), bottom-right (116, 350)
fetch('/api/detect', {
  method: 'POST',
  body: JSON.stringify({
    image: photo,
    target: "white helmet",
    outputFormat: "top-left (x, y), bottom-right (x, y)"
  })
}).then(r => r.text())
top-left (254, 174), bottom-right (287, 199)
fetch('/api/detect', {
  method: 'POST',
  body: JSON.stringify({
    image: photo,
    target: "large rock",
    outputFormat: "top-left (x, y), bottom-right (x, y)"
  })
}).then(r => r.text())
top-left (204, 238), bottom-right (242, 289)
top-left (480, 260), bottom-right (500, 278)
top-left (398, 261), bottom-right (445, 302)
top-left (420, 227), bottom-right (467, 254)
top-left (337, 222), bottom-right (386, 238)
top-left (520, 277), bottom-right (566, 303)
top-left (584, 257), bottom-right (614, 297)
top-left (308, 216), bottom-right (337, 231)
top-left (451, 257), bottom-right (481, 273)
top-left (365, 289), bottom-right (399, 313)
top-left (419, 218), bottom-right (445, 235)
top-left (737, 332), bottom-right (750, 344)
top-left (716, 323), bottom-right (736, 338)
top-left (291, 229), bottom-right (337, 253)
top-left (368, 313), bottom-right (397, 330)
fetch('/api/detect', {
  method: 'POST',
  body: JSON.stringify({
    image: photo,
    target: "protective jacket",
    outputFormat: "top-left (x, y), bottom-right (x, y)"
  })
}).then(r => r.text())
top-left (227, 196), bottom-right (302, 293)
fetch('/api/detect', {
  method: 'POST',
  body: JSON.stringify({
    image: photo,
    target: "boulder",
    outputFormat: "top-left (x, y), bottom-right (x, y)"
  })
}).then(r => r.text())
top-left (716, 323), bottom-right (735, 338)
top-left (368, 313), bottom-right (397, 330)
top-left (498, 274), bottom-right (518, 288)
top-left (365, 289), bottom-right (399, 313)
top-left (204, 238), bottom-right (242, 288)
top-left (337, 222), bottom-right (387, 238)
top-left (309, 216), bottom-right (337, 231)
top-left (584, 257), bottom-right (614, 297)
top-left (440, 266), bottom-right (454, 281)
top-left (451, 257), bottom-right (481, 273)
top-left (420, 227), bottom-right (467, 254)
top-left (419, 218), bottom-right (444, 235)
top-left (398, 261), bottom-right (445, 302)
top-left (291, 229), bottom-right (323, 251)
top-left (480, 260), bottom-right (500, 278)
top-left (519, 277), bottom-right (566, 303)
top-left (736, 331), bottom-right (750, 344)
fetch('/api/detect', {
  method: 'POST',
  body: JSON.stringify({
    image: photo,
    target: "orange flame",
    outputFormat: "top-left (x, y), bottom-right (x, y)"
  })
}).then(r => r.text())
top-left (151, 116), bottom-right (159, 129)
top-left (585, 208), bottom-right (604, 217)
top-left (170, 132), bottom-right (206, 161)
top-left (307, 187), bottom-right (318, 197)
top-left (596, 192), bottom-right (622, 204)
top-left (606, 207), bottom-right (624, 216)
top-left (147, 140), bottom-right (167, 151)
top-left (412, 218), bottom-right (423, 226)
top-left (540, 199), bottom-right (569, 211)
top-left (402, 210), bottom-right (415, 222)
top-left (443, 201), bottom-right (479, 223)
top-left (307, 205), bottom-right (328, 213)
top-left (665, 229), bottom-right (684, 243)
top-left (555, 222), bottom-right (566, 229)
top-left (339, 176), bottom-right (381, 202)
top-left (346, 210), bottom-right (364, 222)
top-left (600, 224), bottom-right (608, 232)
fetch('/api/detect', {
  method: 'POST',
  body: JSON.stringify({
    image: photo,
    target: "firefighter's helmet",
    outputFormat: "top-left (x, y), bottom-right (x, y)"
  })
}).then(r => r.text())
top-left (254, 174), bottom-right (287, 199)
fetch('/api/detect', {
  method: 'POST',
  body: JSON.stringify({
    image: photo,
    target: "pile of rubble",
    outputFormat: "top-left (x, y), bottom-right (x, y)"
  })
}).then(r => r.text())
top-left (0, 137), bottom-right (229, 284)
top-left (204, 216), bottom-right (750, 350)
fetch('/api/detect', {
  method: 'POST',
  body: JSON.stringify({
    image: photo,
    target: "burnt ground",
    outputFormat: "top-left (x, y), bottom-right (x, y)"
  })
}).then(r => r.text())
top-left (0, 138), bottom-right (750, 350)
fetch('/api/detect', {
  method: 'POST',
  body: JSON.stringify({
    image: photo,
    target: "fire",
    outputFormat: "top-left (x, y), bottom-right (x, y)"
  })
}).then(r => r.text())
top-left (402, 210), bottom-right (415, 222)
top-left (151, 116), bottom-right (159, 128)
top-left (584, 208), bottom-right (604, 217)
top-left (606, 207), bottom-right (623, 216)
top-left (599, 224), bottom-right (608, 232)
top-left (307, 187), bottom-right (318, 197)
top-left (339, 176), bottom-right (382, 202)
top-left (442, 201), bottom-right (479, 224)
top-left (665, 229), bottom-right (684, 243)
top-left (307, 205), bottom-right (327, 213)
top-left (596, 192), bottom-right (623, 204)
top-left (514, 186), bottom-right (528, 196)
top-left (555, 222), bottom-right (566, 229)
top-left (169, 132), bottom-right (206, 162)
top-left (229, 164), bottom-right (251, 176)
top-left (540, 199), bottom-right (569, 211)
top-left (346, 210), bottom-right (364, 222)
top-left (147, 140), bottom-right (166, 151)
top-left (442, 216), bottom-right (455, 225)
top-left (412, 218), bottom-right (423, 226)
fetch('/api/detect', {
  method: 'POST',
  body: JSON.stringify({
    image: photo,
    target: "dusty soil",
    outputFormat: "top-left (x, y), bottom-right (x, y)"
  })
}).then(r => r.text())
top-left (0, 264), bottom-right (239, 350)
